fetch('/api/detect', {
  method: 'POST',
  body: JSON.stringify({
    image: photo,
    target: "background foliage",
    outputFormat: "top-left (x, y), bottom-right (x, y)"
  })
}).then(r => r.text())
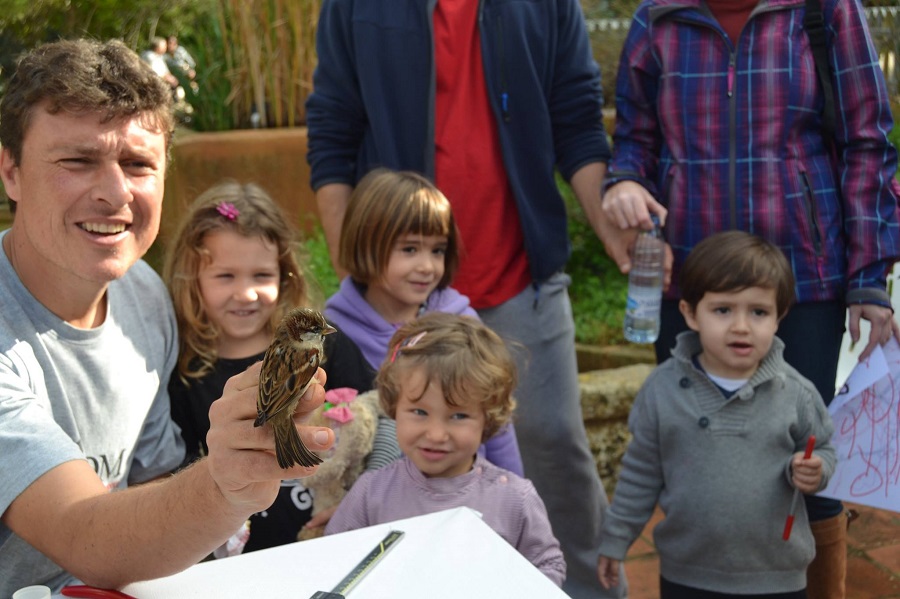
top-left (0, 0), bottom-right (212, 80)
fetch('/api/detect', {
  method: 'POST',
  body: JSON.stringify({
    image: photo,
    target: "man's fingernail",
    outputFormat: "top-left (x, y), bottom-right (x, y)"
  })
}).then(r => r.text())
top-left (314, 430), bottom-right (329, 445)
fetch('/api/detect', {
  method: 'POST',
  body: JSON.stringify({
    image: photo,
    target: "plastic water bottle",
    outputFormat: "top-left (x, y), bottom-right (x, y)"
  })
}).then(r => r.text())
top-left (624, 216), bottom-right (664, 343)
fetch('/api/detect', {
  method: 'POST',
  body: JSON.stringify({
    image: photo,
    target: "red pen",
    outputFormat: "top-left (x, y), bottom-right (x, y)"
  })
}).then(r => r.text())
top-left (61, 585), bottom-right (137, 599)
top-left (782, 435), bottom-right (817, 541)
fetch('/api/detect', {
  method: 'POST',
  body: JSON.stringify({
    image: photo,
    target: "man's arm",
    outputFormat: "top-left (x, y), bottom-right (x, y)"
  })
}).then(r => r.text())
top-left (315, 182), bottom-right (353, 277)
top-left (570, 162), bottom-right (625, 265)
top-left (2, 363), bottom-right (333, 589)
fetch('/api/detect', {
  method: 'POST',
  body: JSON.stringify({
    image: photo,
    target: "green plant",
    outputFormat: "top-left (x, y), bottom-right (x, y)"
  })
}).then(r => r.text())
top-left (0, 0), bottom-right (212, 55)
top-left (558, 174), bottom-right (629, 345)
top-left (890, 108), bottom-right (900, 155)
top-left (186, 16), bottom-right (236, 131)
top-left (302, 224), bottom-right (340, 305)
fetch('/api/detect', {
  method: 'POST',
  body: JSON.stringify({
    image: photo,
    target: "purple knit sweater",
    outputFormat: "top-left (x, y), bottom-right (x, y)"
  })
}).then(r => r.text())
top-left (325, 455), bottom-right (566, 586)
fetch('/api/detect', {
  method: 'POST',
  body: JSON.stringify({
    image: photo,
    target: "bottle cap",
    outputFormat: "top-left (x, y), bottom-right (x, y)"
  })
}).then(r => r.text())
top-left (13, 586), bottom-right (51, 599)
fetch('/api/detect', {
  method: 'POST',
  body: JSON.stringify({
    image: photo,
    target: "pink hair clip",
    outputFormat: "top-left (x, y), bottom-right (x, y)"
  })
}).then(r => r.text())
top-left (390, 331), bottom-right (427, 363)
top-left (216, 202), bottom-right (240, 221)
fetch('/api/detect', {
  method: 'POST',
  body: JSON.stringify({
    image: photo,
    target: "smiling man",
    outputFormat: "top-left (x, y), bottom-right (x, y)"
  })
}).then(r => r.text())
top-left (0, 39), bottom-right (334, 595)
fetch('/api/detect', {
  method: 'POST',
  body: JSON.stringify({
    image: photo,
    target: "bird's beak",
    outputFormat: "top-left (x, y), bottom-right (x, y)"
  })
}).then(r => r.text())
top-left (324, 323), bottom-right (337, 336)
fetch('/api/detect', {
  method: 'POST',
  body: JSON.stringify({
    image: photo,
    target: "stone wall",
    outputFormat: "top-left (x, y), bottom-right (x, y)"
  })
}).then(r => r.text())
top-left (578, 347), bottom-right (655, 497)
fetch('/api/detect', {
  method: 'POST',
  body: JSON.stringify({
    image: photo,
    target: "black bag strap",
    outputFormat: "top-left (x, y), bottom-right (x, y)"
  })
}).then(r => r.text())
top-left (805, 0), bottom-right (837, 138)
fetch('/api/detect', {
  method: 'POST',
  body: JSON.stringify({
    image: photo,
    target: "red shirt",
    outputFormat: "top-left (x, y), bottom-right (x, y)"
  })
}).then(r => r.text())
top-left (433, 0), bottom-right (531, 309)
top-left (706, 0), bottom-right (758, 44)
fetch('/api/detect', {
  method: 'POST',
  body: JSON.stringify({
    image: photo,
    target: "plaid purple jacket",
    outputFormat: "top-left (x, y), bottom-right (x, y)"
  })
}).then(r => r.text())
top-left (608, 0), bottom-right (900, 304)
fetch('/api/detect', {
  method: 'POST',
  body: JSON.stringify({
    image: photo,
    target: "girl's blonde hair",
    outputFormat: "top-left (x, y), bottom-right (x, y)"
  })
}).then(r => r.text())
top-left (163, 180), bottom-right (309, 381)
top-left (339, 169), bottom-right (460, 288)
top-left (376, 313), bottom-right (516, 441)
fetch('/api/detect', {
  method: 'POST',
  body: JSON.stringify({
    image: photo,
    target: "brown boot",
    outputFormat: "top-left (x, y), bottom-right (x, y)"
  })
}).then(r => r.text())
top-left (805, 511), bottom-right (850, 599)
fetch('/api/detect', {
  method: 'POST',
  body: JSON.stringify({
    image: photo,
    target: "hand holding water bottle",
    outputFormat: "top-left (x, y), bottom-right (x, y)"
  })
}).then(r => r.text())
top-left (624, 216), bottom-right (664, 344)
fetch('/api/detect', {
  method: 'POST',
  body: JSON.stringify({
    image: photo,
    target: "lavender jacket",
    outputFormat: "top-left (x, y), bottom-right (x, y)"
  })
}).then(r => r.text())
top-left (326, 455), bottom-right (566, 586)
top-left (608, 0), bottom-right (900, 305)
top-left (325, 278), bottom-right (524, 475)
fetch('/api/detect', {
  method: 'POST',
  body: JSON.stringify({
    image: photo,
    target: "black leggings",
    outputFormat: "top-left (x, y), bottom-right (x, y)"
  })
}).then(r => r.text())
top-left (660, 577), bottom-right (806, 599)
top-left (656, 299), bottom-right (846, 520)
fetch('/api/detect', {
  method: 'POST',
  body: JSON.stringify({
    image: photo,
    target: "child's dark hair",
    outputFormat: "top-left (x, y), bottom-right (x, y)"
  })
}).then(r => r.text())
top-left (338, 168), bottom-right (460, 289)
top-left (681, 231), bottom-right (796, 318)
top-left (376, 313), bottom-right (515, 441)
top-left (163, 180), bottom-right (309, 381)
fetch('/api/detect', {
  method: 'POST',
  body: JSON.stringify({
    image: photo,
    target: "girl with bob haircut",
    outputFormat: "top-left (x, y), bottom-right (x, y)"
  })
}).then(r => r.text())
top-left (325, 169), bottom-right (523, 475)
top-left (337, 168), bottom-right (460, 289)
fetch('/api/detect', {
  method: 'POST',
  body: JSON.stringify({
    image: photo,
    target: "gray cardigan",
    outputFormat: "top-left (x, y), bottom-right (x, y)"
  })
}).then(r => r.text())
top-left (598, 331), bottom-right (837, 594)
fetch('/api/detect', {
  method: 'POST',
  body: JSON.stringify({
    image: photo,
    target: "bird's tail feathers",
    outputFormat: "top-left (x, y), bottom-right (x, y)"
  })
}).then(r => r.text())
top-left (274, 421), bottom-right (323, 469)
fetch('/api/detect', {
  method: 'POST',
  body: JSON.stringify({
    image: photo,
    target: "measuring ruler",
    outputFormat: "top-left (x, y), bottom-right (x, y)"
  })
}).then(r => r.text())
top-left (310, 530), bottom-right (405, 598)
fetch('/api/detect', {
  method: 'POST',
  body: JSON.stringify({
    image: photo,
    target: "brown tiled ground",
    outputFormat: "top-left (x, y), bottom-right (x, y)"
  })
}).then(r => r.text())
top-left (623, 502), bottom-right (900, 599)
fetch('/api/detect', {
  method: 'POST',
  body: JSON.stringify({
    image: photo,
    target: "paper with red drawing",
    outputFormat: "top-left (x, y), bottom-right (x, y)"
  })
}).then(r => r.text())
top-left (819, 337), bottom-right (900, 513)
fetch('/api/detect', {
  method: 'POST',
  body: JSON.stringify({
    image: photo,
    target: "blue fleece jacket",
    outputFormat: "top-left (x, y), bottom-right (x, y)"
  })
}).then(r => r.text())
top-left (306, 0), bottom-right (611, 283)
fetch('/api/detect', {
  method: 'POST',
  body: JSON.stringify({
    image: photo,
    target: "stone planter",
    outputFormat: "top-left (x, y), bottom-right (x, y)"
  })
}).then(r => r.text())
top-left (580, 363), bottom-right (654, 496)
top-left (577, 345), bottom-right (656, 496)
top-left (160, 127), bottom-right (319, 248)
top-left (576, 342), bottom-right (655, 372)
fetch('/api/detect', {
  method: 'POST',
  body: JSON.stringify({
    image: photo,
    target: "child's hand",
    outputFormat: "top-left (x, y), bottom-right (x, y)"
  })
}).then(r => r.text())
top-left (304, 504), bottom-right (339, 530)
top-left (791, 451), bottom-right (823, 494)
top-left (597, 555), bottom-right (621, 589)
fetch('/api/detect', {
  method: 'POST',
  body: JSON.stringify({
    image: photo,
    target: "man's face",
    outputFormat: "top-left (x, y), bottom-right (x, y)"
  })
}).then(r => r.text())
top-left (0, 106), bottom-right (167, 290)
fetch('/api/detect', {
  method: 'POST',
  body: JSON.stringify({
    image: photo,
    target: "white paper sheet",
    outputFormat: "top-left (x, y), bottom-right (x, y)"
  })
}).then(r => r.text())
top-left (820, 338), bottom-right (900, 512)
top-left (123, 507), bottom-right (568, 598)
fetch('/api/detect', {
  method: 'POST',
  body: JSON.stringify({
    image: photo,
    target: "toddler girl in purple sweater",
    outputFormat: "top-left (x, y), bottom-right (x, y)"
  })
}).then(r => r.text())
top-left (325, 313), bottom-right (565, 586)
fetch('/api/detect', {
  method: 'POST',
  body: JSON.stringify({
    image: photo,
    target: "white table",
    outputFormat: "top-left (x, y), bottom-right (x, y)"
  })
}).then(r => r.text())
top-left (123, 507), bottom-right (569, 598)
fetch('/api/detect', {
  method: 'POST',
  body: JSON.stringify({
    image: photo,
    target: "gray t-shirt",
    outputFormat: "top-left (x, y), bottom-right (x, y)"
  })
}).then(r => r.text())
top-left (0, 230), bottom-right (185, 595)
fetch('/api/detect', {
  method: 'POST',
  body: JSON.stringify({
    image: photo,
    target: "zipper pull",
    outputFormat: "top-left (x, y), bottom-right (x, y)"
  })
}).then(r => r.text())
top-left (727, 56), bottom-right (735, 98)
top-left (501, 92), bottom-right (510, 122)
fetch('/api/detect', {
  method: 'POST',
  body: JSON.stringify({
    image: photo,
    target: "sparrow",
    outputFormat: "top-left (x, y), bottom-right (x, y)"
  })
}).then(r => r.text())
top-left (254, 307), bottom-right (336, 469)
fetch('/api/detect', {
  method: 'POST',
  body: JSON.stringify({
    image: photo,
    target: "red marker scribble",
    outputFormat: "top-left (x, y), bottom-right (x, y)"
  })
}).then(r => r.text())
top-left (832, 373), bottom-right (900, 501)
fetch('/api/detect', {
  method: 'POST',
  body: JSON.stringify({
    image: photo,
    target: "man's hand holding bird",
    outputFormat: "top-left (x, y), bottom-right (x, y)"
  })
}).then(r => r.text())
top-left (206, 352), bottom-right (335, 516)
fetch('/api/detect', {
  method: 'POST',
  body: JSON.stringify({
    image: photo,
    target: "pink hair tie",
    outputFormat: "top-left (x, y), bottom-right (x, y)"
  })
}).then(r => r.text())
top-left (390, 331), bottom-right (427, 363)
top-left (216, 202), bottom-right (240, 221)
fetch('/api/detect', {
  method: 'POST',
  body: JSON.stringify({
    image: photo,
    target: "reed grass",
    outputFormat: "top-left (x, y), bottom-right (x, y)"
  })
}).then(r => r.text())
top-left (212, 0), bottom-right (320, 129)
